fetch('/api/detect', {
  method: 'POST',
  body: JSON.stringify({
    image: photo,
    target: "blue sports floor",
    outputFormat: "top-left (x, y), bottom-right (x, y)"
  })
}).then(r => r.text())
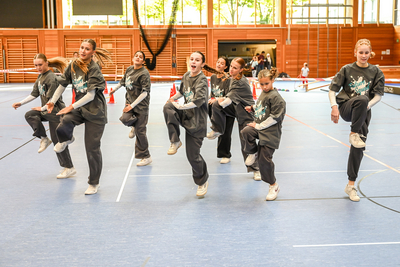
top-left (0, 81), bottom-right (400, 266)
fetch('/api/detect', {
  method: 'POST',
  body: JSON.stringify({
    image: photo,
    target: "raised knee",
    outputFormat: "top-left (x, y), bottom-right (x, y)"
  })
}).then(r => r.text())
top-left (24, 110), bottom-right (36, 120)
top-left (163, 102), bottom-right (174, 113)
top-left (356, 95), bottom-right (369, 107)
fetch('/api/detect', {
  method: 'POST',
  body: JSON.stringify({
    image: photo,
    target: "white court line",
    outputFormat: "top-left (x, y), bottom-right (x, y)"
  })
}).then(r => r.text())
top-left (116, 150), bottom-right (136, 202)
top-left (294, 241), bottom-right (400, 248)
top-left (128, 169), bottom-right (384, 178)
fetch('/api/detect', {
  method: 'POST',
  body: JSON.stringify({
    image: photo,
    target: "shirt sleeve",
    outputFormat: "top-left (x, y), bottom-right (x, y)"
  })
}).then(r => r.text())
top-left (370, 68), bottom-right (385, 97)
top-left (87, 64), bottom-right (105, 92)
top-left (119, 67), bottom-right (128, 87)
top-left (329, 66), bottom-right (346, 93)
top-left (268, 94), bottom-right (286, 122)
top-left (31, 79), bottom-right (40, 98)
top-left (139, 71), bottom-right (151, 94)
top-left (191, 76), bottom-right (208, 107)
top-left (57, 63), bottom-right (72, 87)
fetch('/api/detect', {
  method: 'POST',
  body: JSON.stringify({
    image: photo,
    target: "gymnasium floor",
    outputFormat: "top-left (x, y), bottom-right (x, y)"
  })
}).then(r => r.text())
top-left (0, 81), bottom-right (399, 266)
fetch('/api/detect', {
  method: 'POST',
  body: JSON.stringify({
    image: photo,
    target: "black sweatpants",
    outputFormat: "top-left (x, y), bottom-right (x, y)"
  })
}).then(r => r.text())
top-left (210, 101), bottom-right (259, 172)
top-left (208, 102), bottom-right (234, 158)
top-left (120, 110), bottom-right (150, 159)
top-left (339, 95), bottom-right (371, 181)
top-left (25, 110), bottom-right (73, 169)
top-left (163, 102), bottom-right (209, 186)
top-left (241, 126), bottom-right (276, 185)
top-left (56, 109), bottom-right (105, 185)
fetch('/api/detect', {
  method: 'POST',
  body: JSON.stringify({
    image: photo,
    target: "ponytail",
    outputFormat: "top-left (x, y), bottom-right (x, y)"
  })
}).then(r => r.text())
top-left (34, 53), bottom-right (68, 73)
top-left (48, 57), bottom-right (68, 73)
top-left (71, 39), bottom-right (112, 74)
top-left (258, 67), bottom-right (279, 81)
top-left (202, 64), bottom-right (229, 80)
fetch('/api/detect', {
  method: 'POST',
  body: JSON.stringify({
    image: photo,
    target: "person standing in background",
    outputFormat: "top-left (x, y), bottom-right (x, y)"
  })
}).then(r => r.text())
top-left (300, 63), bottom-right (309, 90)
top-left (257, 51), bottom-right (265, 76)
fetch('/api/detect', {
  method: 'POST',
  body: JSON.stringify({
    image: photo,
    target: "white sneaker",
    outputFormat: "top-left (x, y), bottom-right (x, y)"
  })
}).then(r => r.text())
top-left (57, 167), bottom-right (77, 179)
top-left (129, 127), bottom-right (135, 139)
top-left (349, 133), bottom-right (366, 148)
top-left (137, 157), bottom-right (152, 166)
top-left (54, 137), bottom-right (75, 153)
top-left (207, 130), bottom-right (222, 140)
top-left (167, 141), bottom-right (182, 155)
top-left (196, 181), bottom-right (208, 197)
top-left (245, 153), bottom-right (256, 166)
top-left (253, 171), bottom-right (261, 181)
top-left (345, 184), bottom-right (360, 202)
top-left (220, 157), bottom-right (230, 164)
top-left (85, 184), bottom-right (100, 195)
top-left (266, 183), bottom-right (280, 201)
top-left (38, 137), bottom-right (52, 153)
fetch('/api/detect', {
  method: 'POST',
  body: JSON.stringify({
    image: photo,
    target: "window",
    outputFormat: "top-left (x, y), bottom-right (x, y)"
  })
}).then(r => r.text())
top-left (289, 0), bottom-right (352, 25)
top-left (62, 0), bottom-right (133, 27)
top-left (214, 0), bottom-right (279, 25)
top-left (256, 0), bottom-right (279, 25)
top-left (139, 0), bottom-right (206, 25)
top-left (379, 0), bottom-right (393, 24)
top-left (359, 0), bottom-right (392, 24)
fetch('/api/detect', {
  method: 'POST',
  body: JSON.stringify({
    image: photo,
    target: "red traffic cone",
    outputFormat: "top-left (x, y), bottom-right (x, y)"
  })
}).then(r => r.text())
top-left (104, 81), bottom-right (108, 94)
top-left (108, 93), bottom-right (115, 104)
top-left (72, 89), bottom-right (76, 104)
top-left (170, 83), bottom-right (177, 98)
top-left (252, 83), bottom-right (257, 100)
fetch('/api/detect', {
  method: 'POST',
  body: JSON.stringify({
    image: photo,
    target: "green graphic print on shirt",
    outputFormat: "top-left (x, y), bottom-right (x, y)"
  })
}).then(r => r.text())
top-left (349, 75), bottom-right (371, 96)
top-left (211, 84), bottom-right (223, 97)
top-left (184, 87), bottom-right (194, 103)
top-left (125, 76), bottom-right (133, 90)
top-left (73, 75), bottom-right (87, 93)
top-left (38, 82), bottom-right (45, 96)
top-left (254, 102), bottom-right (267, 120)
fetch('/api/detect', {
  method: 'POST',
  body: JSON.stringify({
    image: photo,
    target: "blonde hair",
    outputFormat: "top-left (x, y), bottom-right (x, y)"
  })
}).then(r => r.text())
top-left (71, 39), bottom-right (112, 74)
top-left (34, 53), bottom-right (68, 73)
top-left (354, 39), bottom-right (375, 58)
top-left (258, 67), bottom-right (279, 81)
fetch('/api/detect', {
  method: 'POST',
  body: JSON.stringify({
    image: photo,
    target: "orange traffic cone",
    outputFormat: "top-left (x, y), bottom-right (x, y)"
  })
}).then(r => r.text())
top-left (252, 83), bottom-right (257, 100)
top-left (104, 81), bottom-right (108, 94)
top-left (72, 89), bottom-right (76, 104)
top-left (108, 93), bottom-right (115, 104)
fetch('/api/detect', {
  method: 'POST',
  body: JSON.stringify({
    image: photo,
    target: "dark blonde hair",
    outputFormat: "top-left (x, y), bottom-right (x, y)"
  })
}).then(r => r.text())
top-left (34, 53), bottom-right (68, 73)
top-left (231, 57), bottom-right (246, 80)
top-left (354, 39), bottom-right (375, 58)
top-left (258, 67), bottom-right (279, 81)
top-left (71, 39), bottom-right (112, 74)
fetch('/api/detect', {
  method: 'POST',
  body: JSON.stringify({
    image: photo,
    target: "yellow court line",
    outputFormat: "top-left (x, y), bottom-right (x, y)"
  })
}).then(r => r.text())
top-left (285, 114), bottom-right (400, 174)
